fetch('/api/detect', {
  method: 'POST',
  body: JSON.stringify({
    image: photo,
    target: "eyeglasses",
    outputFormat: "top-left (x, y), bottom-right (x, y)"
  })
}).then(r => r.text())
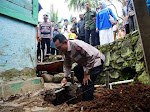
top-left (56, 43), bottom-right (64, 50)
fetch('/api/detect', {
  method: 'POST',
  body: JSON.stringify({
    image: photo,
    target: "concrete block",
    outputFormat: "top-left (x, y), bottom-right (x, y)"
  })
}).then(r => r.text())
top-left (0, 77), bottom-right (44, 98)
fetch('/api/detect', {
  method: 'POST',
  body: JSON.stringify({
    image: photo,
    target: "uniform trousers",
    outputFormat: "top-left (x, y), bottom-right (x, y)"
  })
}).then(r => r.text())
top-left (74, 61), bottom-right (103, 101)
top-left (85, 29), bottom-right (96, 46)
top-left (41, 38), bottom-right (50, 59)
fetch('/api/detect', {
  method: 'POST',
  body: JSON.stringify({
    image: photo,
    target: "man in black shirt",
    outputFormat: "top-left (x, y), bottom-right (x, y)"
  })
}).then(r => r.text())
top-left (77, 14), bottom-right (85, 41)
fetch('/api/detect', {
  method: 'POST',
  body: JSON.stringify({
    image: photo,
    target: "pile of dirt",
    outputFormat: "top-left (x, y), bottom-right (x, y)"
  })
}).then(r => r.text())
top-left (68, 83), bottom-right (150, 112)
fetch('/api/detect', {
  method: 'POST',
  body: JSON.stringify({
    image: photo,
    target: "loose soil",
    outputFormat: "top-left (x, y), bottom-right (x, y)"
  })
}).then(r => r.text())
top-left (1, 83), bottom-right (150, 112)
top-left (68, 83), bottom-right (150, 112)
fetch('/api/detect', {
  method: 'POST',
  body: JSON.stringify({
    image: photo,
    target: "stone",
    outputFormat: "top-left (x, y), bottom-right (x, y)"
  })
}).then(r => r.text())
top-left (53, 73), bottom-right (64, 83)
top-left (136, 61), bottom-right (144, 72)
top-left (110, 71), bottom-right (120, 79)
top-left (104, 52), bottom-right (111, 66)
top-left (42, 74), bottom-right (54, 82)
top-left (138, 71), bottom-right (149, 84)
top-left (121, 40), bottom-right (133, 58)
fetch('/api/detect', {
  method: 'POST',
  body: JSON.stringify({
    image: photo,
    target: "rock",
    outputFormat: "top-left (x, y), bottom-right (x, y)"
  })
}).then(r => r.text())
top-left (131, 35), bottom-right (139, 46)
top-left (104, 52), bottom-right (111, 66)
top-left (111, 51), bottom-right (120, 61)
top-left (116, 58), bottom-right (124, 63)
top-left (135, 39), bottom-right (144, 61)
top-left (121, 40), bottom-right (133, 58)
top-left (136, 61), bottom-right (144, 72)
top-left (53, 73), bottom-right (64, 83)
top-left (110, 71), bottom-right (120, 79)
top-left (138, 71), bottom-right (149, 84)
top-left (42, 74), bottom-right (54, 82)
top-left (95, 31), bottom-right (147, 84)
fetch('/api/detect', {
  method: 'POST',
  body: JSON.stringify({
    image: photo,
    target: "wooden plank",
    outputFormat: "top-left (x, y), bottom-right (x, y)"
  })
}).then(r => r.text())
top-left (132, 0), bottom-right (150, 81)
top-left (7, 0), bottom-right (32, 10)
top-left (32, 0), bottom-right (38, 24)
top-left (0, 0), bottom-right (32, 16)
top-left (0, 0), bottom-right (38, 25)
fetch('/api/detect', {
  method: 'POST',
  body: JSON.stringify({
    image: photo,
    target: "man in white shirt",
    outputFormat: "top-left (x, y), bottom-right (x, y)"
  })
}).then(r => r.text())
top-left (62, 19), bottom-right (71, 39)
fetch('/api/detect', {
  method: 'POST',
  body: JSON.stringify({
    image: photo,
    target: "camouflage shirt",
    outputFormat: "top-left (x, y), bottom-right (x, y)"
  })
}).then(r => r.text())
top-left (84, 10), bottom-right (96, 30)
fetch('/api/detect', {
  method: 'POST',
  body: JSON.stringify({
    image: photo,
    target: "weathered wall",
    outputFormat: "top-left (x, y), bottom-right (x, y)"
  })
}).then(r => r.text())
top-left (0, 15), bottom-right (37, 82)
top-left (95, 32), bottom-right (149, 84)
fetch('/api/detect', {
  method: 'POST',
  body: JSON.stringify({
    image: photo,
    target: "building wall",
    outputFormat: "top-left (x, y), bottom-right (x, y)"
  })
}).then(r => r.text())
top-left (0, 14), bottom-right (37, 72)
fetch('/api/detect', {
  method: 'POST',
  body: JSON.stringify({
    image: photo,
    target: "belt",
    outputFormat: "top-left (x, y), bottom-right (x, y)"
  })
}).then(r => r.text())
top-left (41, 32), bottom-right (50, 34)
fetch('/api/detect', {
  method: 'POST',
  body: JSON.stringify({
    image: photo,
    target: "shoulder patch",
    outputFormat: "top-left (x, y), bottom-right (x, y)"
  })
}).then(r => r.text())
top-left (77, 46), bottom-right (81, 51)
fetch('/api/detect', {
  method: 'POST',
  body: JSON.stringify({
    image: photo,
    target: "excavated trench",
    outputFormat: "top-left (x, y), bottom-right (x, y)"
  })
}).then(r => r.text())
top-left (41, 83), bottom-right (82, 106)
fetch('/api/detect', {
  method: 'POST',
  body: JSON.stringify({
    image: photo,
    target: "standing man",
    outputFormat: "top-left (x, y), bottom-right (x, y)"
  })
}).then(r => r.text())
top-left (72, 17), bottom-right (78, 35)
top-left (62, 19), bottom-right (71, 40)
top-left (53, 34), bottom-right (105, 101)
top-left (84, 2), bottom-right (96, 46)
top-left (127, 0), bottom-right (136, 31)
top-left (77, 14), bottom-right (85, 41)
top-left (38, 14), bottom-right (53, 60)
top-left (123, 0), bottom-right (130, 34)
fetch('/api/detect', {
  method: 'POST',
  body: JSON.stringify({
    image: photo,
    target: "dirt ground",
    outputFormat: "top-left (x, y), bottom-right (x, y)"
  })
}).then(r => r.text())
top-left (68, 83), bottom-right (150, 112)
top-left (1, 83), bottom-right (150, 112)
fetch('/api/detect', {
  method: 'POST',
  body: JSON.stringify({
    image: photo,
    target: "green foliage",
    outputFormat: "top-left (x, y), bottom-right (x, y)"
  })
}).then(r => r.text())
top-left (65, 0), bottom-right (98, 11)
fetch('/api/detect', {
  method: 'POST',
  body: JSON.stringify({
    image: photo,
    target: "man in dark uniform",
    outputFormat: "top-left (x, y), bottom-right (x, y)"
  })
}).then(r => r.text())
top-left (53, 34), bottom-right (105, 101)
top-left (72, 17), bottom-right (78, 35)
top-left (77, 14), bottom-right (85, 41)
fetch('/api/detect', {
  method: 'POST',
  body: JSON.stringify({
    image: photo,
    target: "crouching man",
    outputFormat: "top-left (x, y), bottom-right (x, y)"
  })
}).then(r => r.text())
top-left (53, 34), bottom-right (105, 101)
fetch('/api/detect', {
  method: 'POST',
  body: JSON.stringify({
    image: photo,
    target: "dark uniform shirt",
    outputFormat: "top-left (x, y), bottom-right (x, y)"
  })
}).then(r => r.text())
top-left (77, 19), bottom-right (85, 36)
top-left (72, 23), bottom-right (78, 35)
top-left (84, 10), bottom-right (96, 30)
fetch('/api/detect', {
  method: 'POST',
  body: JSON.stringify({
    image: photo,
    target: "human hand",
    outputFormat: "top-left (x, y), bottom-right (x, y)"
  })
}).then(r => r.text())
top-left (96, 28), bottom-right (99, 32)
top-left (61, 77), bottom-right (67, 86)
top-left (83, 74), bottom-right (91, 85)
top-left (50, 37), bottom-right (53, 41)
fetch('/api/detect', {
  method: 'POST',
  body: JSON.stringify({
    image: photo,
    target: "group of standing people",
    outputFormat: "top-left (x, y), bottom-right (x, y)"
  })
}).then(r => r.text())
top-left (37, 0), bottom-right (137, 61)
top-left (61, 1), bottom-right (118, 46)
top-left (122, 0), bottom-right (137, 35)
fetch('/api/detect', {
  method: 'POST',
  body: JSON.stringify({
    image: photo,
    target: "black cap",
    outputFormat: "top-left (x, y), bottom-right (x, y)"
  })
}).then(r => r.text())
top-left (64, 19), bottom-right (68, 22)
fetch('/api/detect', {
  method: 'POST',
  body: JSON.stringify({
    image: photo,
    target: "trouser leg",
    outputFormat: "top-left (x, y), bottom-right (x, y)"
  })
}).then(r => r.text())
top-left (91, 29), bottom-right (96, 46)
top-left (51, 48), bottom-right (55, 55)
top-left (37, 42), bottom-right (41, 59)
top-left (45, 38), bottom-right (50, 54)
top-left (95, 31), bottom-right (100, 46)
top-left (74, 64), bottom-right (103, 101)
top-left (41, 38), bottom-right (46, 59)
top-left (125, 24), bottom-right (130, 34)
top-left (85, 29), bottom-right (90, 44)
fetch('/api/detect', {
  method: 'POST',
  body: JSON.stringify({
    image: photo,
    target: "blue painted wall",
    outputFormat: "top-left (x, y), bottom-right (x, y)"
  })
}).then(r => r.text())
top-left (0, 14), bottom-right (37, 72)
